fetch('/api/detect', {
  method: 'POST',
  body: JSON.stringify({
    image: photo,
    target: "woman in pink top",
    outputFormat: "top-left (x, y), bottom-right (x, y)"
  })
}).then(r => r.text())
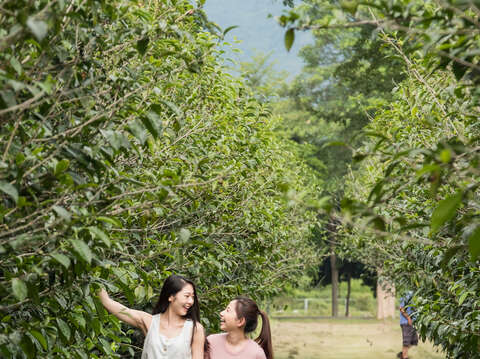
top-left (206, 296), bottom-right (273, 359)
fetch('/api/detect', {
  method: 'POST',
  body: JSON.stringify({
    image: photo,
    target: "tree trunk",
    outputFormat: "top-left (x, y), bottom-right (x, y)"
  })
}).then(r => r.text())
top-left (345, 271), bottom-right (351, 317)
top-left (331, 252), bottom-right (339, 317)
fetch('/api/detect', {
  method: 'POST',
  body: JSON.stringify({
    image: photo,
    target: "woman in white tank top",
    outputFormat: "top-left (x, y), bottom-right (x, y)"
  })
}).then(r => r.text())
top-left (98, 274), bottom-right (204, 358)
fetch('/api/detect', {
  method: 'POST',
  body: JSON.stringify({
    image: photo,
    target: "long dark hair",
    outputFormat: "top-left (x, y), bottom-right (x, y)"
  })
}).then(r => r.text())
top-left (234, 296), bottom-right (274, 359)
top-left (153, 274), bottom-right (200, 344)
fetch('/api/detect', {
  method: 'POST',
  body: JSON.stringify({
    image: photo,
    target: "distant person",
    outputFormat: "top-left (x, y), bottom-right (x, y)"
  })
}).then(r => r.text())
top-left (397, 291), bottom-right (418, 359)
top-left (205, 296), bottom-right (273, 359)
top-left (98, 274), bottom-right (205, 359)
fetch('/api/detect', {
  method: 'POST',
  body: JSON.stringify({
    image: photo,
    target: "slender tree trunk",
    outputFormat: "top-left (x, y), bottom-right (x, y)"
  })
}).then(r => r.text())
top-left (345, 272), bottom-right (351, 317)
top-left (331, 252), bottom-right (339, 317)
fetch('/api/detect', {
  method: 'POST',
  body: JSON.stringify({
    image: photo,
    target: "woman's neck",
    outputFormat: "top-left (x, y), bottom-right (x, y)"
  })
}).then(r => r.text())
top-left (162, 307), bottom-right (184, 327)
top-left (226, 329), bottom-right (247, 346)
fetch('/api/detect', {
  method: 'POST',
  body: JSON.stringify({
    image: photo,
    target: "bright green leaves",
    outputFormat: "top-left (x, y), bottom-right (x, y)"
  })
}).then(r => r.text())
top-left (430, 191), bottom-right (463, 236)
top-left (11, 278), bottom-right (28, 301)
top-left (284, 28), bottom-right (295, 52)
top-left (70, 239), bottom-right (92, 264)
top-left (0, 181), bottom-right (18, 204)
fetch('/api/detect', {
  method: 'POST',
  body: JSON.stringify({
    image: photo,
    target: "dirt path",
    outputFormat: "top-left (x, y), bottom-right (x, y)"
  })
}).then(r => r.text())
top-left (271, 318), bottom-right (445, 359)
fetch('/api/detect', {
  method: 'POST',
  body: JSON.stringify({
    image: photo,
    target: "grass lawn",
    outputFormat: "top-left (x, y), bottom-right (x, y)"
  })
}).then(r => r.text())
top-left (271, 318), bottom-right (445, 359)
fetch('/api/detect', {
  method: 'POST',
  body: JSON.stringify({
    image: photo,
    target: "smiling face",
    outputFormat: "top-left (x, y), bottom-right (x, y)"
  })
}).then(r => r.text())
top-left (220, 300), bottom-right (244, 332)
top-left (168, 283), bottom-right (195, 316)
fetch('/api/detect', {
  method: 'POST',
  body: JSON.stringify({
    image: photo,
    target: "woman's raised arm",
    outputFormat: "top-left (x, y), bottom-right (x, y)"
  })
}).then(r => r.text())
top-left (98, 288), bottom-right (152, 336)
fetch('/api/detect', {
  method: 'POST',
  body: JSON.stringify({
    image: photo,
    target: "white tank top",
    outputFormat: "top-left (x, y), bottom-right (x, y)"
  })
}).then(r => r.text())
top-left (141, 314), bottom-right (193, 359)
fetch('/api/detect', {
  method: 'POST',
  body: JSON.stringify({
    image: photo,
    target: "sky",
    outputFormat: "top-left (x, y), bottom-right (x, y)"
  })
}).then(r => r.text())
top-left (202, 0), bottom-right (313, 79)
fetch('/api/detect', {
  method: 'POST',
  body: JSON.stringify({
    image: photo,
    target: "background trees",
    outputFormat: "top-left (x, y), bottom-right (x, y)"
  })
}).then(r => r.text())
top-left (277, 0), bottom-right (480, 357)
top-left (0, 1), bottom-right (319, 357)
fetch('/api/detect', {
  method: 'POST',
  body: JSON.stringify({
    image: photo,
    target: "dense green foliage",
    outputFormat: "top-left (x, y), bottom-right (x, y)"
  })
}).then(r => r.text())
top-left (278, 0), bottom-right (480, 357)
top-left (343, 64), bottom-right (480, 357)
top-left (0, 1), bottom-right (319, 357)
top-left (278, 0), bottom-right (405, 191)
top-left (263, 0), bottom-right (480, 356)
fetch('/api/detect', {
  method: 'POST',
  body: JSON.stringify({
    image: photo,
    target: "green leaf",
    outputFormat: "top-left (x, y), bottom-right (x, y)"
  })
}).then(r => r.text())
top-left (141, 111), bottom-right (162, 139)
top-left (430, 191), bottom-right (463, 235)
top-left (223, 25), bottom-right (239, 36)
top-left (29, 330), bottom-right (47, 350)
top-left (12, 278), bottom-right (28, 301)
top-left (128, 118), bottom-right (149, 145)
top-left (467, 226), bottom-right (480, 261)
top-left (134, 285), bottom-right (145, 300)
top-left (458, 291), bottom-right (468, 306)
top-left (0, 181), bottom-right (18, 203)
top-left (97, 216), bottom-right (121, 227)
top-left (284, 28), bottom-right (295, 52)
top-left (55, 159), bottom-right (70, 176)
top-left (136, 37), bottom-right (149, 55)
top-left (26, 17), bottom-right (48, 41)
top-left (56, 318), bottom-right (71, 341)
top-left (53, 205), bottom-right (71, 222)
top-left (70, 239), bottom-right (93, 264)
top-left (10, 57), bottom-right (22, 75)
top-left (89, 226), bottom-right (111, 247)
top-left (50, 253), bottom-right (71, 268)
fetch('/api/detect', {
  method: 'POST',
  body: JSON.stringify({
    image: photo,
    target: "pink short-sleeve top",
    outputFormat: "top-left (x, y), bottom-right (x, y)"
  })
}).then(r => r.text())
top-left (207, 333), bottom-right (266, 359)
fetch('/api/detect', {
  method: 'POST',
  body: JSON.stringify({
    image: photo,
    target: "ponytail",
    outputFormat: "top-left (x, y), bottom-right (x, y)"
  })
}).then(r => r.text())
top-left (255, 310), bottom-right (273, 359)
top-left (234, 296), bottom-right (274, 359)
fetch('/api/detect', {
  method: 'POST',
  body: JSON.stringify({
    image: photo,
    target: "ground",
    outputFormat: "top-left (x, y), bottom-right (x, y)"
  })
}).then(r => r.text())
top-left (271, 318), bottom-right (445, 359)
